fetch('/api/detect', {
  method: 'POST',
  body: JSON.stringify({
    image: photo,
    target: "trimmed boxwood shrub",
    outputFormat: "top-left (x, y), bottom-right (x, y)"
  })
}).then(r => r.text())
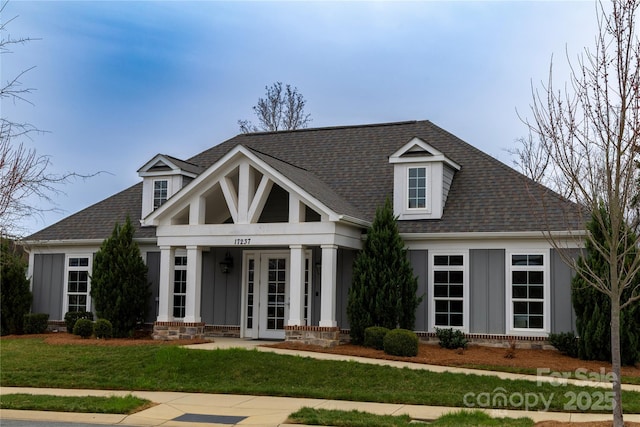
top-left (64, 311), bottom-right (94, 333)
top-left (436, 328), bottom-right (469, 349)
top-left (94, 318), bottom-right (113, 339)
top-left (383, 329), bottom-right (419, 357)
top-left (548, 331), bottom-right (579, 358)
top-left (364, 326), bottom-right (390, 350)
top-left (23, 313), bottom-right (49, 334)
top-left (73, 318), bottom-right (94, 338)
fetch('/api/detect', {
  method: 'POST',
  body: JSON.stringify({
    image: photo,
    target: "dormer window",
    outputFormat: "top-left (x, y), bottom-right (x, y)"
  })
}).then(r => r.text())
top-left (138, 154), bottom-right (203, 219)
top-left (153, 180), bottom-right (168, 209)
top-left (408, 167), bottom-right (427, 209)
top-left (390, 137), bottom-right (460, 220)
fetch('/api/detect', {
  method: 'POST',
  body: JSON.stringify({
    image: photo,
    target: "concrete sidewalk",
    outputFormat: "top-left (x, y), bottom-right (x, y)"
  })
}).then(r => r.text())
top-left (3, 386), bottom-right (639, 426)
top-left (1, 338), bottom-right (639, 426)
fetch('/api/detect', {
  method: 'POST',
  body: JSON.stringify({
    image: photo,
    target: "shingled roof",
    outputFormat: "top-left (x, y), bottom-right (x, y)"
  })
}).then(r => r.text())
top-left (25, 120), bottom-right (584, 242)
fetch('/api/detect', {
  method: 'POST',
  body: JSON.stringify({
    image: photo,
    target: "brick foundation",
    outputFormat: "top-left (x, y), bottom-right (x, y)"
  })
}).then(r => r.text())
top-left (152, 321), bottom-right (207, 340)
top-left (416, 332), bottom-right (553, 350)
top-left (285, 326), bottom-right (340, 348)
top-left (204, 325), bottom-right (241, 340)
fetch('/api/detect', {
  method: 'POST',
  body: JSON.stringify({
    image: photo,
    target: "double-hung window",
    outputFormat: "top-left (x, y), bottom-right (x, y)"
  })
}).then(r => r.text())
top-left (508, 252), bottom-right (548, 332)
top-left (65, 255), bottom-right (91, 313)
top-left (153, 180), bottom-right (168, 209)
top-left (173, 254), bottom-right (187, 318)
top-left (431, 252), bottom-right (467, 330)
top-left (408, 167), bottom-right (427, 209)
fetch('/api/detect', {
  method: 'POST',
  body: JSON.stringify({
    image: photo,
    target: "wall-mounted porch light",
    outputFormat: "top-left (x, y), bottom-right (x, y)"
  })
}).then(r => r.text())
top-left (219, 252), bottom-right (234, 274)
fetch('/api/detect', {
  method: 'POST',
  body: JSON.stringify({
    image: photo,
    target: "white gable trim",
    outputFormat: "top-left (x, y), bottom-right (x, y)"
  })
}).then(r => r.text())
top-left (142, 145), bottom-right (342, 226)
top-left (138, 154), bottom-right (199, 178)
top-left (389, 137), bottom-right (460, 170)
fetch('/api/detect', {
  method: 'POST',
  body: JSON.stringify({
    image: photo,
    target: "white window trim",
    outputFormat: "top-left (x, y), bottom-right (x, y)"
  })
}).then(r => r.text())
top-left (153, 179), bottom-right (169, 210)
top-left (62, 254), bottom-right (93, 315)
top-left (505, 249), bottom-right (551, 336)
top-left (173, 249), bottom-right (187, 319)
top-left (407, 166), bottom-right (429, 211)
top-left (429, 250), bottom-right (469, 333)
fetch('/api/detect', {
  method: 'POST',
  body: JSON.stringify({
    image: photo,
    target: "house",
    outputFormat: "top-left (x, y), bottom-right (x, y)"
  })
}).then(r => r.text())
top-left (23, 120), bottom-right (584, 347)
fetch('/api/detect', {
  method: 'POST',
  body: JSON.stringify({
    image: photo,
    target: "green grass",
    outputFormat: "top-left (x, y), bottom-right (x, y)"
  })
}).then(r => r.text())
top-left (287, 408), bottom-right (534, 427)
top-left (2, 337), bottom-right (640, 413)
top-left (0, 394), bottom-right (150, 414)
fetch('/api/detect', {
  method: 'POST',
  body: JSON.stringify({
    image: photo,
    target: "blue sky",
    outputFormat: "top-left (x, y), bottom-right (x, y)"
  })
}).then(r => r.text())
top-left (2, 1), bottom-right (600, 236)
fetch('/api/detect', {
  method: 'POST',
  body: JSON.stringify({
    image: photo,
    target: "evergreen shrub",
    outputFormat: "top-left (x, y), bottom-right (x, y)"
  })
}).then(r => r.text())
top-left (572, 207), bottom-right (640, 366)
top-left (91, 217), bottom-right (150, 338)
top-left (0, 239), bottom-right (32, 335)
top-left (548, 332), bottom-right (579, 358)
top-left (436, 328), bottom-right (468, 349)
top-left (364, 326), bottom-right (389, 350)
top-left (23, 313), bottom-right (49, 334)
top-left (64, 311), bottom-right (94, 333)
top-left (73, 318), bottom-right (93, 338)
top-left (94, 319), bottom-right (113, 339)
top-left (383, 329), bottom-right (418, 357)
top-left (347, 199), bottom-right (421, 344)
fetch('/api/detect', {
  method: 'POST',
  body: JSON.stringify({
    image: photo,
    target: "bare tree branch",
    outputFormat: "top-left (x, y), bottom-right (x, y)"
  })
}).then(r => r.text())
top-left (0, 1), bottom-right (97, 238)
top-left (238, 82), bottom-right (312, 133)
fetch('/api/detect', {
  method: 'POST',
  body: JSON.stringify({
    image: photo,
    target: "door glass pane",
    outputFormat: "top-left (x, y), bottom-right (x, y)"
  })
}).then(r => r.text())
top-left (266, 258), bottom-right (286, 331)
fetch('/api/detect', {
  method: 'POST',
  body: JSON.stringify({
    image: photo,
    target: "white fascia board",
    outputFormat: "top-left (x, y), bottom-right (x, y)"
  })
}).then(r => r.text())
top-left (139, 170), bottom-right (198, 179)
top-left (21, 238), bottom-right (158, 250)
top-left (401, 230), bottom-right (586, 251)
top-left (401, 230), bottom-right (587, 241)
top-left (337, 214), bottom-right (371, 228)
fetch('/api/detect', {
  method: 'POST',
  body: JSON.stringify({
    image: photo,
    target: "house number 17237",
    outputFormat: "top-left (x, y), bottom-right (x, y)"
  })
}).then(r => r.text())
top-left (234, 238), bottom-right (251, 245)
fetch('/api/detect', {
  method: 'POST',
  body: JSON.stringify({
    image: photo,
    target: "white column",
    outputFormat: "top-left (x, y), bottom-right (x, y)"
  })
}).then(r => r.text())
top-left (157, 246), bottom-right (174, 322)
top-left (319, 244), bottom-right (338, 327)
top-left (288, 245), bottom-right (306, 326)
top-left (184, 245), bottom-right (203, 323)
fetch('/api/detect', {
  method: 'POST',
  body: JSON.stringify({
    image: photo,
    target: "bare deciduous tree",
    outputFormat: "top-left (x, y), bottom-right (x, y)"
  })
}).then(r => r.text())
top-left (527, 1), bottom-right (640, 424)
top-left (238, 82), bottom-right (311, 133)
top-left (507, 134), bottom-right (577, 199)
top-left (1, 1), bottom-right (91, 237)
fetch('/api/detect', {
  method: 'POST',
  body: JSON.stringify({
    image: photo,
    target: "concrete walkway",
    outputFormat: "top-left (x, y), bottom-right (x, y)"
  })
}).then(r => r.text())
top-left (1, 338), bottom-right (639, 426)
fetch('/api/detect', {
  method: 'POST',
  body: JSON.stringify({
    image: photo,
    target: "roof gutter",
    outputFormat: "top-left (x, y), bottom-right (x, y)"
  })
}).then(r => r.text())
top-left (337, 214), bottom-right (371, 228)
top-left (19, 237), bottom-right (158, 248)
top-left (400, 230), bottom-right (588, 241)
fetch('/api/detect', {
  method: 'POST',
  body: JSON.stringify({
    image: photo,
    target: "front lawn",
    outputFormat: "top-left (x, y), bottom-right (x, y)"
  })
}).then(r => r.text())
top-left (2, 337), bottom-right (639, 413)
top-left (0, 394), bottom-right (150, 414)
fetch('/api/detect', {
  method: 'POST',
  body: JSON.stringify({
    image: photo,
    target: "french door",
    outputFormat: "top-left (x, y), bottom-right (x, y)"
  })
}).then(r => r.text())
top-left (243, 250), bottom-right (311, 339)
top-left (258, 254), bottom-right (289, 339)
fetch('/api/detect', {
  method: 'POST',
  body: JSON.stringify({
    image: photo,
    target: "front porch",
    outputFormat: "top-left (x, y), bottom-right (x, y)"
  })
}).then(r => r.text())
top-left (151, 243), bottom-right (355, 348)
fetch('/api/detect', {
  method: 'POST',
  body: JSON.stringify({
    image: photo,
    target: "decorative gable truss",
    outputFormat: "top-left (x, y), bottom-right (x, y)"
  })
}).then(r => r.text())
top-left (142, 146), bottom-right (336, 229)
top-left (389, 137), bottom-right (460, 220)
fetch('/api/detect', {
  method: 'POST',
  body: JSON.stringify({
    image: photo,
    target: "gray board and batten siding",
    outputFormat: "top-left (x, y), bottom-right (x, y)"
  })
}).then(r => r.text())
top-left (29, 246), bottom-right (576, 337)
top-left (31, 254), bottom-right (65, 321)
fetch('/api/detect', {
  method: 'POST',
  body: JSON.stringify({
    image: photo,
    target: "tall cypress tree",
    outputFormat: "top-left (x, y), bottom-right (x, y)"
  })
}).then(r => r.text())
top-left (572, 207), bottom-right (640, 365)
top-left (347, 198), bottom-right (420, 344)
top-left (91, 217), bottom-right (150, 338)
top-left (0, 239), bottom-right (32, 335)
